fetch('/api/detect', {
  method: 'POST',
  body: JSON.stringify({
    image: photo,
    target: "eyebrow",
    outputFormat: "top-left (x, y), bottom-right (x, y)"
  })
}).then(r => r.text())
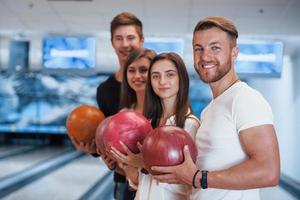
top-left (193, 41), bottom-right (221, 47)
top-left (209, 41), bottom-right (221, 46)
top-left (151, 69), bottom-right (177, 74)
top-left (128, 65), bottom-right (148, 69)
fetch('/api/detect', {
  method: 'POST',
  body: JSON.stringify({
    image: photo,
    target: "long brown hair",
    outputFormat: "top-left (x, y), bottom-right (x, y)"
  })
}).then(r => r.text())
top-left (143, 52), bottom-right (192, 128)
top-left (119, 48), bottom-right (156, 110)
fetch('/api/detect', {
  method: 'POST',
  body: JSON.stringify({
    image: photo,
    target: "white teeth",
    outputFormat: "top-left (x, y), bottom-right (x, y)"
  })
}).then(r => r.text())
top-left (202, 64), bottom-right (215, 69)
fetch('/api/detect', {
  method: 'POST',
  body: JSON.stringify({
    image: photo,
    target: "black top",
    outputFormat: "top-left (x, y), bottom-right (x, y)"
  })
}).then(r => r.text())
top-left (97, 75), bottom-right (121, 117)
top-left (96, 74), bottom-right (126, 182)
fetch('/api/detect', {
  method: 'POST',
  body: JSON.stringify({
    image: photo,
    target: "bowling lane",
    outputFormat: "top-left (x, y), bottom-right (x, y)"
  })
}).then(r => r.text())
top-left (0, 145), bottom-right (22, 153)
top-left (0, 146), bottom-right (71, 178)
top-left (0, 145), bottom-right (41, 160)
top-left (0, 145), bottom-right (34, 156)
top-left (3, 156), bottom-right (111, 200)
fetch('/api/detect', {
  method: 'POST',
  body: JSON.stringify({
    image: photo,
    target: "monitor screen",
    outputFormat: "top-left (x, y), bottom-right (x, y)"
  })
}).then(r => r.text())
top-left (42, 36), bottom-right (96, 70)
top-left (235, 40), bottom-right (284, 78)
top-left (144, 37), bottom-right (184, 56)
top-left (0, 74), bottom-right (108, 134)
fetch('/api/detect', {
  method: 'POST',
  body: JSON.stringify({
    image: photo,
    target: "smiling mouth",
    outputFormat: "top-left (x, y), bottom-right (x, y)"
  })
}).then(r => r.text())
top-left (201, 63), bottom-right (215, 69)
top-left (120, 49), bottom-right (132, 56)
top-left (133, 81), bottom-right (145, 85)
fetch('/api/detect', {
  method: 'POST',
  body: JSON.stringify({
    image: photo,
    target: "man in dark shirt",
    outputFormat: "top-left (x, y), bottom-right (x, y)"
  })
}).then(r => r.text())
top-left (96, 12), bottom-right (144, 200)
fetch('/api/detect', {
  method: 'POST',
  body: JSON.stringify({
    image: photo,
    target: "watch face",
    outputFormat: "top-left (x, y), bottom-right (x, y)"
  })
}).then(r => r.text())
top-left (201, 170), bottom-right (208, 189)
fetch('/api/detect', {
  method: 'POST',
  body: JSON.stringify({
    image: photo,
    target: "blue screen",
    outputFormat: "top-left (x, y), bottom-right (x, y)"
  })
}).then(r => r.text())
top-left (144, 38), bottom-right (184, 56)
top-left (235, 41), bottom-right (284, 77)
top-left (0, 73), bottom-right (108, 134)
top-left (43, 36), bottom-right (96, 69)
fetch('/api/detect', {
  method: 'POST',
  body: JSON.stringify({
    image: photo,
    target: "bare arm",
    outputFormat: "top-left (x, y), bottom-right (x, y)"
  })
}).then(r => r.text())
top-left (204, 124), bottom-right (280, 189)
top-left (152, 124), bottom-right (280, 190)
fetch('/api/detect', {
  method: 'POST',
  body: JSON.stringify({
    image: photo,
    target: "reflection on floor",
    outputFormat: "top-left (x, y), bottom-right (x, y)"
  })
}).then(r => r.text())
top-left (0, 145), bottom-right (298, 200)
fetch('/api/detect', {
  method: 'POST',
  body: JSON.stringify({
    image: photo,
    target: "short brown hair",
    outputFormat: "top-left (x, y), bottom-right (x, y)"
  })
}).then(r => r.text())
top-left (193, 16), bottom-right (238, 46)
top-left (110, 12), bottom-right (143, 40)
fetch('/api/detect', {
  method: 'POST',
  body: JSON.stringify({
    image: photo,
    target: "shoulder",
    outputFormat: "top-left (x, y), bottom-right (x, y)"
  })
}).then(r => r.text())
top-left (185, 114), bottom-right (200, 127)
top-left (233, 82), bottom-right (271, 108)
top-left (98, 75), bottom-right (120, 91)
top-left (232, 83), bottom-right (274, 131)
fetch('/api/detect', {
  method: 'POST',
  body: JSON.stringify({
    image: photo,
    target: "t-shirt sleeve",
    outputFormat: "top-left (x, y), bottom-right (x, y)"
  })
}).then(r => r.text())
top-left (184, 116), bottom-right (200, 141)
top-left (232, 89), bottom-right (274, 133)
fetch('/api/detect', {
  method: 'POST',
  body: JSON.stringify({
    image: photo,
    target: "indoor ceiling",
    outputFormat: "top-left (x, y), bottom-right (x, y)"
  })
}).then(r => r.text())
top-left (0, 0), bottom-right (299, 70)
top-left (0, 0), bottom-right (299, 36)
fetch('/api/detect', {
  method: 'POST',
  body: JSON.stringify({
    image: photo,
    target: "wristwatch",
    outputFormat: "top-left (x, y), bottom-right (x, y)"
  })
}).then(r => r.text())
top-left (200, 170), bottom-right (208, 189)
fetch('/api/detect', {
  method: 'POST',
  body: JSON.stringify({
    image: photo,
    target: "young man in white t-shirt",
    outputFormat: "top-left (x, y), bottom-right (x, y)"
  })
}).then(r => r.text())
top-left (151, 16), bottom-right (280, 200)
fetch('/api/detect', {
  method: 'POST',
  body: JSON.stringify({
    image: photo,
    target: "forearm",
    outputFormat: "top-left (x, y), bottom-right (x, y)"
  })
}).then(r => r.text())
top-left (127, 171), bottom-right (139, 187)
top-left (196, 158), bottom-right (279, 189)
top-left (125, 167), bottom-right (139, 190)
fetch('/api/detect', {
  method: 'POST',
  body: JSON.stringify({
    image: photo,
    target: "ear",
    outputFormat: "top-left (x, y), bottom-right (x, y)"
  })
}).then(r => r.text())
top-left (231, 46), bottom-right (239, 60)
top-left (140, 36), bottom-right (145, 45)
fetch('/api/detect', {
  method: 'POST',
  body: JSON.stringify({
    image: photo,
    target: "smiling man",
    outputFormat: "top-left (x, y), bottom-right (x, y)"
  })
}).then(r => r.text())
top-left (152, 16), bottom-right (280, 200)
top-left (71, 12), bottom-right (144, 200)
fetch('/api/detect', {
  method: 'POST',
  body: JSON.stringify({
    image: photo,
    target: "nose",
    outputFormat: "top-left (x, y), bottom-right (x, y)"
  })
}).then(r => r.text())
top-left (159, 75), bottom-right (166, 85)
top-left (122, 38), bottom-right (129, 47)
top-left (135, 71), bottom-right (142, 78)
top-left (200, 49), bottom-right (211, 62)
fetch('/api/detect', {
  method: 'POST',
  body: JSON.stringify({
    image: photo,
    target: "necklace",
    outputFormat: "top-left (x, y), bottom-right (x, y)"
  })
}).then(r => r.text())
top-left (215, 78), bottom-right (240, 98)
top-left (224, 78), bottom-right (240, 93)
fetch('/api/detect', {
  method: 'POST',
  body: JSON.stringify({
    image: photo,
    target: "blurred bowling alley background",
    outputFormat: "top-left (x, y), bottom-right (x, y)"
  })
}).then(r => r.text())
top-left (0, 0), bottom-right (300, 199)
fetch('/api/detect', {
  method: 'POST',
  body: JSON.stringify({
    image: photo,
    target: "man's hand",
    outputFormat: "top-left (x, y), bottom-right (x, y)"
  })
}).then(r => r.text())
top-left (152, 145), bottom-right (198, 186)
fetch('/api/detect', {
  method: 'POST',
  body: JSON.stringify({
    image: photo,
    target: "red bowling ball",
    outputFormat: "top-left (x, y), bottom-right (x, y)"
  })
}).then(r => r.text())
top-left (102, 110), bottom-right (152, 155)
top-left (142, 125), bottom-right (198, 175)
top-left (95, 116), bottom-right (112, 156)
top-left (66, 105), bottom-right (105, 143)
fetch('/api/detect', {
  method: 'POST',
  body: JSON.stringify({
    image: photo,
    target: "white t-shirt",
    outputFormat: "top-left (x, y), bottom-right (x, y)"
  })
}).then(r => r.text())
top-left (192, 82), bottom-right (274, 200)
top-left (135, 114), bottom-right (200, 200)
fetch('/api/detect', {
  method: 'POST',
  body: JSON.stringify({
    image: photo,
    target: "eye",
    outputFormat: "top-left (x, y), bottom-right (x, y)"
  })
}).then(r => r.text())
top-left (127, 68), bottom-right (136, 73)
top-left (138, 67), bottom-right (148, 74)
top-left (166, 71), bottom-right (177, 78)
top-left (114, 36), bottom-right (123, 41)
top-left (151, 74), bottom-right (159, 80)
top-left (211, 45), bottom-right (221, 51)
top-left (127, 35), bottom-right (136, 41)
top-left (194, 47), bottom-right (203, 52)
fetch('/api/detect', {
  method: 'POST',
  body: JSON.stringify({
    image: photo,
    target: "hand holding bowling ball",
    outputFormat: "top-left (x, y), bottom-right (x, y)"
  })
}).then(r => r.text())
top-left (110, 141), bottom-right (144, 168)
top-left (102, 110), bottom-right (152, 155)
top-left (66, 105), bottom-right (105, 153)
top-left (142, 125), bottom-right (197, 175)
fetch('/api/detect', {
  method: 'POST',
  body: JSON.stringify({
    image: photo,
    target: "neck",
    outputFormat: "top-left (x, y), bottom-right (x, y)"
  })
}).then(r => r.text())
top-left (135, 91), bottom-right (145, 113)
top-left (210, 69), bottom-right (239, 99)
top-left (114, 69), bottom-right (123, 82)
top-left (161, 97), bottom-right (176, 121)
top-left (115, 58), bottom-right (126, 82)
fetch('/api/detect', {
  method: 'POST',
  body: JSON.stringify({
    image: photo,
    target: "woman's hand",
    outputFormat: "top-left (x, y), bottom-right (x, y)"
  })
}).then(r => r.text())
top-left (110, 141), bottom-right (144, 168)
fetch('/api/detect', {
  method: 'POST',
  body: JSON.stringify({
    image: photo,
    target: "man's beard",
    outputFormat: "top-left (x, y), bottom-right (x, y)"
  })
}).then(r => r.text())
top-left (196, 57), bottom-right (232, 83)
